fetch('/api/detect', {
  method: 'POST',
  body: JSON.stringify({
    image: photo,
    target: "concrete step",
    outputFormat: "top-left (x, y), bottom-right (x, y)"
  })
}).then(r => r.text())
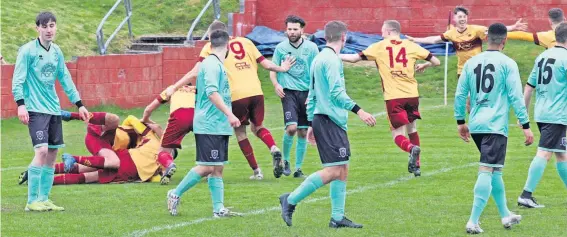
top-left (129, 42), bottom-right (186, 51)
top-left (123, 49), bottom-right (158, 55)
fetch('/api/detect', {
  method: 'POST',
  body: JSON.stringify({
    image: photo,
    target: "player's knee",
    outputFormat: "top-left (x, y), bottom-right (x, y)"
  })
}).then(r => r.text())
top-left (211, 167), bottom-right (224, 177)
top-left (84, 172), bottom-right (99, 183)
top-left (556, 154), bottom-right (567, 162)
top-left (105, 113), bottom-right (120, 130)
top-left (250, 124), bottom-right (263, 134)
top-left (536, 150), bottom-right (553, 160)
top-left (235, 129), bottom-right (248, 141)
top-left (286, 125), bottom-right (297, 136)
top-left (34, 146), bottom-right (49, 159)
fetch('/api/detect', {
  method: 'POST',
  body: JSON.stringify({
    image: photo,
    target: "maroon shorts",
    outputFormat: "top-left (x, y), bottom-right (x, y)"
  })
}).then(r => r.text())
top-left (386, 97), bottom-right (421, 129)
top-left (161, 108), bottom-right (194, 149)
top-left (97, 150), bottom-right (139, 184)
top-left (231, 95), bottom-right (265, 126)
top-left (85, 124), bottom-right (115, 155)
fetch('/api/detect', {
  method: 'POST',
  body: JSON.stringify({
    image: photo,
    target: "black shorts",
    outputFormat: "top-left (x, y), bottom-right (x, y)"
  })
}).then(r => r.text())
top-left (471, 133), bottom-right (507, 168)
top-left (28, 112), bottom-right (64, 148)
top-left (281, 89), bottom-right (309, 128)
top-left (195, 134), bottom-right (229, 166)
top-left (537, 123), bottom-right (567, 152)
top-left (312, 114), bottom-right (350, 166)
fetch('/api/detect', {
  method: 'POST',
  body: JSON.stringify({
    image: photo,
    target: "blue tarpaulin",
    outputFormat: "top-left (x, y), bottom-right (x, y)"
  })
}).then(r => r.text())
top-left (246, 26), bottom-right (455, 56)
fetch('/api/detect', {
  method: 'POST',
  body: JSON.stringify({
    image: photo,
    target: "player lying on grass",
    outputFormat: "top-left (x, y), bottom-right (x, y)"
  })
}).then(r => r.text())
top-left (142, 84), bottom-right (197, 184)
top-left (516, 22), bottom-right (567, 209)
top-left (507, 8), bottom-right (565, 49)
top-left (454, 23), bottom-right (533, 235)
top-left (166, 20), bottom-right (295, 180)
top-left (341, 20), bottom-right (440, 177)
top-left (19, 112), bottom-right (170, 185)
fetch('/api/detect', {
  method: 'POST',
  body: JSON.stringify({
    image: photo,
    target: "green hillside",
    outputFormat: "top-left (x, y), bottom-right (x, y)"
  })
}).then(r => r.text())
top-left (1, 0), bottom-right (239, 62)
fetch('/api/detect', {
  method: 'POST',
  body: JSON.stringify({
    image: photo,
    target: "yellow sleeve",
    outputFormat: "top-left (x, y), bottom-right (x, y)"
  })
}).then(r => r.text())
top-left (507, 31), bottom-right (535, 42)
top-left (411, 43), bottom-right (433, 61)
top-left (475, 25), bottom-right (488, 40)
top-left (157, 86), bottom-right (172, 103)
top-left (244, 38), bottom-right (265, 63)
top-left (122, 115), bottom-right (149, 135)
top-left (361, 43), bottom-right (380, 61)
top-left (199, 42), bottom-right (212, 62)
top-left (441, 29), bottom-right (452, 42)
top-left (535, 31), bottom-right (555, 48)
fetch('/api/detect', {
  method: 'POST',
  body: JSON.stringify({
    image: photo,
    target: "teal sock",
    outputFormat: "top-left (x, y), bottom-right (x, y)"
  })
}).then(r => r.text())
top-left (283, 133), bottom-right (294, 162)
top-left (295, 137), bottom-right (307, 170)
top-left (556, 161), bottom-right (567, 188)
top-left (27, 166), bottom-right (42, 204)
top-left (491, 171), bottom-right (510, 218)
top-left (174, 168), bottom-right (202, 197)
top-left (523, 156), bottom-right (548, 192)
top-left (208, 176), bottom-right (224, 213)
top-left (38, 166), bottom-right (55, 202)
top-left (287, 172), bottom-right (324, 205)
top-left (330, 180), bottom-right (346, 221)
top-left (469, 171), bottom-right (492, 224)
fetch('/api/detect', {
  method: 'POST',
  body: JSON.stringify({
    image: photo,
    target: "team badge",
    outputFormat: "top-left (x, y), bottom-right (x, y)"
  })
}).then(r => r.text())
top-left (339, 148), bottom-right (347, 158)
top-left (36, 131), bottom-right (45, 141)
top-left (211, 150), bottom-right (219, 159)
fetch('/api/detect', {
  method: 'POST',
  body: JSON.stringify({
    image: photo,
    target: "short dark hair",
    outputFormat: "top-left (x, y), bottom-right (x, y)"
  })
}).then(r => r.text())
top-left (487, 23), bottom-right (508, 45)
top-left (210, 30), bottom-right (229, 49)
top-left (548, 8), bottom-right (565, 24)
top-left (555, 22), bottom-right (567, 43)
top-left (208, 20), bottom-right (227, 32)
top-left (285, 15), bottom-right (306, 28)
top-left (36, 11), bottom-right (57, 26)
top-left (454, 6), bottom-right (469, 15)
top-left (324, 21), bottom-right (347, 43)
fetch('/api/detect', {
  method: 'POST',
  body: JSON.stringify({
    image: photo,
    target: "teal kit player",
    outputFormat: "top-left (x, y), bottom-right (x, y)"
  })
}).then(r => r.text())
top-left (279, 21), bottom-right (376, 229)
top-left (270, 15), bottom-right (319, 178)
top-left (12, 11), bottom-right (89, 212)
top-left (517, 22), bottom-right (567, 208)
top-left (166, 30), bottom-right (241, 217)
top-left (454, 23), bottom-right (534, 234)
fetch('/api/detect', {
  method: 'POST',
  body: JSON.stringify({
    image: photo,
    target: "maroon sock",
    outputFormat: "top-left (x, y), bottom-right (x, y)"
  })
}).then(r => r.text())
top-left (75, 155), bottom-right (106, 169)
top-left (70, 112), bottom-right (82, 120)
top-left (157, 151), bottom-right (174, 168)
top-left (54, 163), bottom-right (78, 174)
top-left (238, 139), bottom-right (258, 170)
top-left (409, 132), bottom-right (421, 167)
top-left (394, 135), bottom-right (413, 153)
top-left (256, 128), bottom-right (276, 149)
top-left (53, 174), bottom-right (86, 185)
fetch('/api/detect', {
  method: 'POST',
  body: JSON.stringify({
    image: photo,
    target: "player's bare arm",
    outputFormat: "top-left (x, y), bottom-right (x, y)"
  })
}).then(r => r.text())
top-left (339, 54), bottom-right (362, 63)
top-left (416, 56), bottom-right (441, 73)
top-left (270, 71), bottom-right (285, 98)
top-left (407, 35), bottom-right (444, 45)
top-left (260, 55), bottom-right (296, 72)
top-left (166, 62), bottom-right (200, 97)
top-left (142, 99), bottom-right (162, 124)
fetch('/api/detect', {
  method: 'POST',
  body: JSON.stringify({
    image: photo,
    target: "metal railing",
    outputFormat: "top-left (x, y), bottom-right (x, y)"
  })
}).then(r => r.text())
top-left (185, 0), bottom-right (221, 45)
top-left (96, 0), bottom-right (133, 55)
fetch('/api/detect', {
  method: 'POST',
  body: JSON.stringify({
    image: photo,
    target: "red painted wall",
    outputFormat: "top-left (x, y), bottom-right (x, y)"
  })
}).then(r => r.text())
top-left (233, 0), bottom-right (567, 37)
top-left (0, 41), bottom-right (207, 118)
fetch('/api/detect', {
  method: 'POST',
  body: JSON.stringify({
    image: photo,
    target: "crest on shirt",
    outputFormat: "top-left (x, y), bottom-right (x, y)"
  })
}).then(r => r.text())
top-left (41, 63), bottom-right (57, 77)
top-left (339, 147), bottom-right (347, 158)
top-left (288, 58), bottom-right (307, 79)
top-left (211, 150), bottom-right (219, 159)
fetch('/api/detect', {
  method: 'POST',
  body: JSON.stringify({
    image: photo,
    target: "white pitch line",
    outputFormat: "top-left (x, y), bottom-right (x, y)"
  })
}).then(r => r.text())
top-left (127, 162), bottom-right (476, 237)
top-left (0, 166), bottom-right (27, 172)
